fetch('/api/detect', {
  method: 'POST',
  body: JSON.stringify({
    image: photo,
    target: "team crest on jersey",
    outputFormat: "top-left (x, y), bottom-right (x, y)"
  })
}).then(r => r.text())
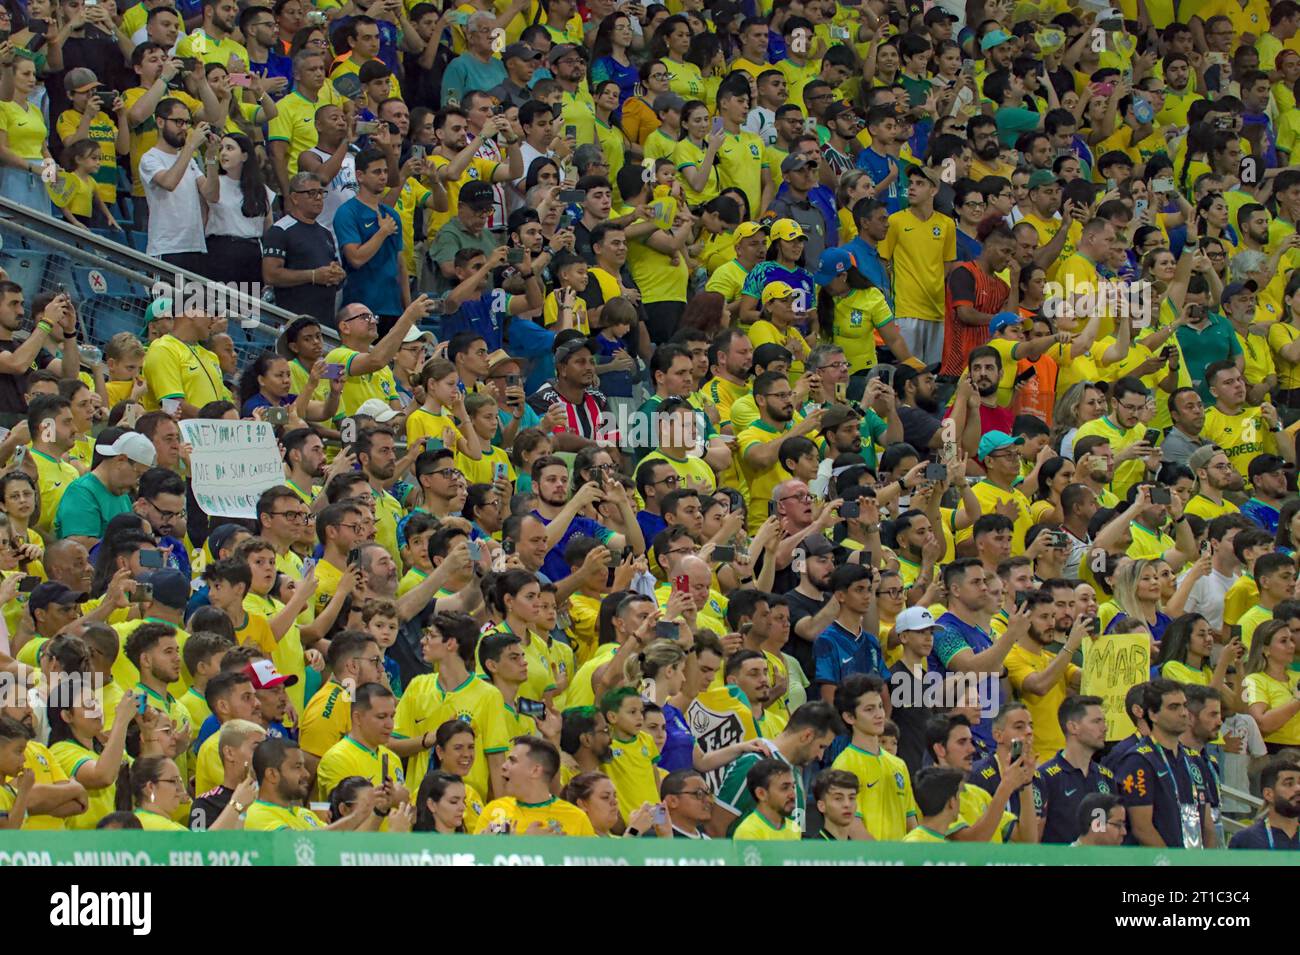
top-left (932, 226), bottom-right (942, 237)
top-left (468, 168), bottom-right (481, 180)
top-left (895, 771), bottom-right (905, 791)
top-left (749, 144), bottom-right (760, 158)
top-left (849, 309), bottom-right (863, 327)
top-left (1099, 780), bottom-right (1111, 794)
top-left (611, 746), bottom-right (623, 758)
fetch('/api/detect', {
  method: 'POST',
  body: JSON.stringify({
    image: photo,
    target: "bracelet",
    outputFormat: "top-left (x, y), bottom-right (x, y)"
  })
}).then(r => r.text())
top-left (625, 827), bottom-right (642, 837)
top-left (310, 269), bottom-right (316, 285)
top-left (36, 321), bottom-right (52, 335)
top-left (518, 271), bottom-right (534, 279)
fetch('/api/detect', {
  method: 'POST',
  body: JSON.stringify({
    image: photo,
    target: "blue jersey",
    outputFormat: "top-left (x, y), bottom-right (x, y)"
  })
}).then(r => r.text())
top-left (1240, 497), bottom-right (1280, 535)
top-left (333, 198), bottom-right (404, 316)
top-left (855, 147), bottom-right (906, 214)
top-left (533, 511), bottom-right (613, 582)
top-left (813, 620), bottom-right (886, 687)
top-left (741, 261), bottom-right (816, 313)
top-left (249, 52), bottom-right (294, 97)
top-left (1031, 751), bottom-right (1115, 844)
top-left (931, 612), bottom-right (998, 752)
top-left (1113, 738), bottom-right (1204, 848)
top-left (441, 289), bottom-right (508, 352)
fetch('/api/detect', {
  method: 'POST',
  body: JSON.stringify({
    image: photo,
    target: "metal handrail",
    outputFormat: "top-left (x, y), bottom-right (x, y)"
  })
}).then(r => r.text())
top-left (0, 193), bottom-right (340, 344)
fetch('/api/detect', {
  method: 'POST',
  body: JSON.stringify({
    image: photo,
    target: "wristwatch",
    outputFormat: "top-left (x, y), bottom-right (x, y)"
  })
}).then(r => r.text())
top-left (232, 800), bottom-right (247, 813)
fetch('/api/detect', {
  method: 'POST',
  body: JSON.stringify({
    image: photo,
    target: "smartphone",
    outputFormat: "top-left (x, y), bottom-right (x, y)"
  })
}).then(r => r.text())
top-left (713, 544), bottom-right (736, 562)
top-left (961, 59), bottom-right (975, 76)
top-left (673, 574), bottom-right (690, 594)
top-left (925, 462), bottom-right (947, 483)
top-left (1014, 590), bottom-right (1030, 608)
top-left (493, 461), bottom-right (508, 482)
top-left (517, 698), bottom-right (546, 718)
top-left (558, 213), bottom-right (574, 230)
top-left (1151, 177), bottom-right (1174, 193)
top-left (467, 539), bottom-right (483, 562)
top-left (605, 547), bottom-right (625, 568)
top-left (264, 406), bottom-right (289, 427)
top-left (139, 549), bottom-right (164, 569)
top-left (1143, 428), bottom-right (1161, 446)
top-left (1051, 531), bottom-right (1071, 548)
top-left (179, 56), bottom-right (198, 72)
top-left (506, 247), bottom-right (525, 264)
top-left (506, 373), bottom-right (520, 388)
top-left (767, 500), bottom-right (776, 517)
top-left (130, 582), bottom-right (153, 603)
top-left (654, 621), bottom-right (678, 640)
top-left (355, 120), bottom-right (380, 135)
top-left (228, 73), bottom-right (251, 87)
top-left (502, 537), bottom-right (515, 556)
top-left (557, 189), bottom-right (587, 203)
top-left (17, 575), bottom-right (40, 593)
top-left (711, 117), bottom-right (724, 135)
top-left (1150, 486), bottom-right (1171, 505)
top-left (1010, 738), bottom-right (1024, 762)
top-left (381, 753), bottom-right (390, 782)
top-left (410, 145), bottom-right (426, 162)
top-left (1014, 366), bottom-right (1037, 386)
top-left (565, 124), bottom-right (577, 140)
top-left (137, 693), bottom-right (148, 715)
top-left (27, 18), bottom-right (47, 34)
top-left (652, 804), bottom-right (668, 826)
top-left (1087, 616), bottom-right (1100, 636)
top-left (840, 500), bottom-right (861, 519)
top-left (424, 437), bottom-right (445, 452)
top-left (306, 9), bottom-right (327, 24)
top-left (347, 547), bottom-right (363, 567)
top-left (1133, 198), bottom-right (1148, 220)
top-left (323, 363), bottom-right (345, 381)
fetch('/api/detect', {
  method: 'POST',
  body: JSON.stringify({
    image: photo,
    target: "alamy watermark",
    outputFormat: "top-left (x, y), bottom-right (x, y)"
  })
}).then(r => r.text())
top-left (0, 670), bottom-right (106, 716)
top-left (151, 276), bottom-right (264, 327)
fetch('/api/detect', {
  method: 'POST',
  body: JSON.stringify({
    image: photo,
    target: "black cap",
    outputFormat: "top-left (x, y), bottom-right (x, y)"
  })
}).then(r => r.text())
top-left (797, 534), bottom-right (835, 557)
top-left (1249, 453), bottom-right (1288, 480)
top-left (460, 180), bottom-right (495, 210)
top-left (923, 7), bottom-right (958, 23)
top-left (554, 329), bottom-right (594, 363)
top-left (139, 569), bottom-right (190, 611)
top-left (753, 343), bottom-right (793, 368)
top-left (28, 581), bottom-right (85, 614)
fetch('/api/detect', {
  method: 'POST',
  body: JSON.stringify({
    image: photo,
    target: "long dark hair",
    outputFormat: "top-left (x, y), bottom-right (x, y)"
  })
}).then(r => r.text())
top-left (591, 12), bottom-right (631, 61)
top-left (685, 30), bottom-right (722, 74)
top-left (525, 155), bottom-right (559, 192)
top-left (222, 133), bottom-right (269, 219)
top-left (816, 267), bottom-right (878, 343)
top-left (649, 14), bottom-right (689, 60)
top-left (1153, 613), bottom-right (1208, 669)
top-left (237, 350), bottom-right (287, 411)
top-left (1277, 498), bottom-right (1300, 551)
top-left (414, 770), bottom-right (467, 832)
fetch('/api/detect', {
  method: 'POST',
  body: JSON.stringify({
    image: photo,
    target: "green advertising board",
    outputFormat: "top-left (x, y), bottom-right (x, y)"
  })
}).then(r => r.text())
top-left (0, 833), bottom-right (1288, 866)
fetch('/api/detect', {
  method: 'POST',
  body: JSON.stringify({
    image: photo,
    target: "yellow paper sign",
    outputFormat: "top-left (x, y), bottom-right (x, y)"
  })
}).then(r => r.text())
top-left (1081, 633), bottom-right (1151, 741)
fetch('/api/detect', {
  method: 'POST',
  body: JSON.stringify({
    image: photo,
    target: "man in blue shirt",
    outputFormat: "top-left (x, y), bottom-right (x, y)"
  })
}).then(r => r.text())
top-left (1032, 695), bottom-right (1114, 843)
top-left (930, 558), bottom-right (1020, 752)
top-left (530, 455), bottom-right (635, 582)
top-left (1229, 757), bottom-right (1300, 850)
top-left (333, 147), bottom-right (406, 327)
top-left (814, 562), bottom-right (886, 698)
top-left (1241, 453), bottom-right (1287, 534)
top-left (842, 196), bottom-right (892, 307)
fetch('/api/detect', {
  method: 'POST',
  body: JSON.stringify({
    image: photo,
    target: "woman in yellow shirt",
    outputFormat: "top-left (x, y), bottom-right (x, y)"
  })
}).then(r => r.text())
top-left (1153, 612), bottom-right (1240, 700)
top-left (1243, 620), bottom-right (1300, 751)
top-left (1, 472), bottom-right (46, 572)
top-left (673, 101), bottom-right (721, 208)
top-left (835, 170), bottom-right (876, 242)
top-left (0, 56), bottom-right (53, 212)
top-left (48, 687), bottom-right (137, 830)
top-left (130, 756), bottom-right (190, 831)
top-left (653, 16), bottom-right (704, 100)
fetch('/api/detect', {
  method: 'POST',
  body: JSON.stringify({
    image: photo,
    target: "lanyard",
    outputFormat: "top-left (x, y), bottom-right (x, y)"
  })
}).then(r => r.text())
top-left (1152, 739), bottom-right (1194, 804)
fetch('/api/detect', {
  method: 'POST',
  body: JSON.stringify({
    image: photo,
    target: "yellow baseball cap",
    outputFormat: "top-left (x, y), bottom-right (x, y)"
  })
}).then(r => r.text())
top-left (768, 218), bottom-right (806, 243)
top-left (761, 281), bottom-right (796, 306)
top-left (734, 221), bottom-right (766, 240)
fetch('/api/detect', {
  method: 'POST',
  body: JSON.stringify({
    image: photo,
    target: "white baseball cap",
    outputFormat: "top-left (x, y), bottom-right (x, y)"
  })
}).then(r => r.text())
top-left (95, 431), bottom-right (157, 467)
top-left (355, 398), bottom-right (401, 423)
top-left (894, 606), bottom-right (940, 634)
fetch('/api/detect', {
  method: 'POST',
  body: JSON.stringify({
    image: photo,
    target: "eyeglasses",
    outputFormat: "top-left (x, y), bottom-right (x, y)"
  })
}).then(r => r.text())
top-left (343, 310), bottom-right (377, 323)
top-left (653, 475), bottom-right (680, 490)
top-left (270, 510), bottom-right (312, 523)
top-left (362, 655), bottom-right (384, 668)
top-left (155, 776), bottom-right (185, 788)
top-left (162, 116), bottom-right (193, 126)
top-left (1117, 401), bottom-right (1147, 414)
top-left (429, 467), bottom-right (462, 480)
top-left (822, 360), bottom-right (849, 370)
top-left (678, 788), bottom-right (713, 801)
top-left (338, 522), bottom-right (368, 533)
top-left (962, 200), bottom-right (986, 208)
top-left (779, 492), bottom-right (813, 503)
top-left (588, 464), bottom-right (616, 473)
top-left (879, 587), bottom-right (904, 598)
top-left (293, 188), bottom-right (327, 197)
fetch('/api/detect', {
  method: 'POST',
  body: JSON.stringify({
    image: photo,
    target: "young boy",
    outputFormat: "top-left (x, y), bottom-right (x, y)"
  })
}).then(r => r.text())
top-left (360, 598), bottom-right (404, 697)
top-left (0, 717), bottom-right (35, 829)
top-left (535, 582), bottom-right (573, 697)
top-left (807, 768), bottom-right (861, 840)
top-left (397, 512), bottom-right (440, 597)
top-left (203, 558), bottom-right (315, 656)
top-left (1224, 529), bottom-right (1277, 642)
top-left (457, 391), bottom-right (516, 487)
top-left (103, 332), bottom-right (147, 410)
top-left (880, 720), bottom-right (901, 758)
top-left (901, 767), bottom-right (965, 842)
top-left (544, 252), bottom-right (591, 334)
top-left (600, 686), bottom-right (661, 823)
top-left (831, 673), bottom-right (919, 840)
top-left (779, 435), bottom-right (821, 485)
top-left (180, 631), bottom-right (236, 730)
top-left (1237, 552), bottom-right (1295, 650)
top-left (592, 297), bottom-right (639, 406)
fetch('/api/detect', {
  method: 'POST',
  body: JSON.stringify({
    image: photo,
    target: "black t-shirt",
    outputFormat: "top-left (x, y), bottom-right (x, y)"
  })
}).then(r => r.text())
top-left (898, 403), bottom-right (941, 454)
top-left (190, 785), bottom-right (235, 830)
top-left (782, 586), bottom-right (828, 679)
top-left (262, 215), bottom-right (342, 324)
top-left (886, 660), bottom-right (944, 776)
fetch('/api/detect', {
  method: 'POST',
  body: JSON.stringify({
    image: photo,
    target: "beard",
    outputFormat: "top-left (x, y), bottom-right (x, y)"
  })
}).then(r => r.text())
top-left (975, 380), bottom-right (997, 397)
top-left (1274, 796), bottom-right (1300, 819)
top-left (768, 404), bottom-right (794, 423)
top-left (975, 140), bottom-right (1001, 161)
top-left (916, 393), bottom-right (940, 414)
top-left (161, 127), bottom-right (187, 149)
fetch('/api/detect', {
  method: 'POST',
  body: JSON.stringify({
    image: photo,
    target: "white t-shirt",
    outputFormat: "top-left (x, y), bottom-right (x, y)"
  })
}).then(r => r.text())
top-left (743, 106), bottom-right (778, 147)
top-left (205, 177), bottom-right (274, 238)
top-left (1181, 566), bottom-right (1239, 633)
top-left (303, 145), bottom-right (356, 231)
top-left (1218, 713), bottom-right (1267, 814)
top-left (130, 25), bottom-right (183, 53)
top-left (140, 145), bottom-right (207, 255)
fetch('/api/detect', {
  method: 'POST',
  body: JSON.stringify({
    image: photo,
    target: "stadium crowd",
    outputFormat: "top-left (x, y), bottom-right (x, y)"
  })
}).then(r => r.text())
top-left (1, 0), bottom-right (1300, 851)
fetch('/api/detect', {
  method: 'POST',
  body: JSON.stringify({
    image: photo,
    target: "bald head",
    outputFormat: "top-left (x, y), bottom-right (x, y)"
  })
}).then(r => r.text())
top-left (679, 556), bottom-right (712, 588)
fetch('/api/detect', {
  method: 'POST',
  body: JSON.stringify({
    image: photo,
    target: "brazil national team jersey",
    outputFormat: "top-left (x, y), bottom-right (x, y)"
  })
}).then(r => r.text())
top-left (734, 811), bottom-right (800, 840)
top-left (473, 795), bottom-right (595, 835)
top-left (245, 800), bottom-right (325, 831)
top-left (315, 735), bottom-right (405, 803)
top-left (300, 681), bottom-right (352, 758)
top-left (394, 672), bottom-right (510, 800)
top-left (604, 730), bottom-right (660, 822)
top-left (831, 743), bottom-right (918, 840)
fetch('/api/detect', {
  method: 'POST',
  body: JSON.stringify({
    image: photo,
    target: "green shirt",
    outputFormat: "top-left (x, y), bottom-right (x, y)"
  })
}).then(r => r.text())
top-left (53, 471), bottom-right (132, 540)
